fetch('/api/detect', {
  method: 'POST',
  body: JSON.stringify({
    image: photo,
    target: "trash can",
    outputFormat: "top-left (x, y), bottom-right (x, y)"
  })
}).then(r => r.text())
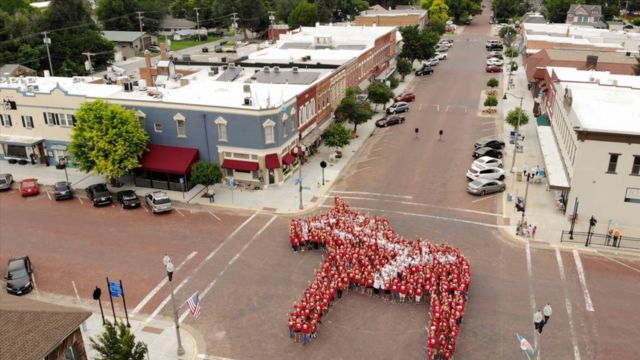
top-left (516, 171), bottom-right (523, 182)
top-left (507, 193), bottom-right (513, 202)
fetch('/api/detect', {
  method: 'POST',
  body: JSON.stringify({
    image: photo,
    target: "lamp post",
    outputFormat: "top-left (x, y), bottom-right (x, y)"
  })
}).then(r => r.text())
top-left (586, 216), bottom-right (597, 247)
top-left (292, 142), bottom-right (306, 210)
top-left (163, 255), bottom-right (185, 356)
top-left (320, 160), bottom-right (327, 186)
top-left (503, 92), bottom-right (525, 173)
top-left (520, 172), bottom-right (533, 232)
top-left (59, 156), bottom-right (70, 184)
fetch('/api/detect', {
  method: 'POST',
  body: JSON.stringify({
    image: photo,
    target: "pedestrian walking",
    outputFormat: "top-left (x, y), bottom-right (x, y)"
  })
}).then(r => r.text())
top-left (438, 129), bottom-right (444, 141)
top-left (606, 229), bottom-right (613, 246)
top-left (532, 225), bottom-right (537, 239)
top-left (613, 229), bottom-right (621, 247)
top-left (543, 303), bottom-right (552, 324)
top-left (207, 187), bottom-right (215, 203)
top-left (534, 310), bottom-right (544, 333)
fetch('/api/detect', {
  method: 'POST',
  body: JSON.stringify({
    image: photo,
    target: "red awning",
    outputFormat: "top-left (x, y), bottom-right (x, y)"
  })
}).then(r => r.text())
top-left (282, 153), bottom-right (296, 165)
top-left (222, 159), bottom-right (259, 171)
top-left (140, 144), bottom-right (199, 174)
top-left (265, 153), bottom-right (280, 170)
top-left (289, 145), bottom-right (304, 156)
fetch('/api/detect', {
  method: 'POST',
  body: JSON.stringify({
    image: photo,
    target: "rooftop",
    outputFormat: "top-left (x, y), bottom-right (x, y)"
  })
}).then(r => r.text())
top-left (102, 30), bottom-right (146, 43)
top-left (358, 9), bottom-right (427, 17)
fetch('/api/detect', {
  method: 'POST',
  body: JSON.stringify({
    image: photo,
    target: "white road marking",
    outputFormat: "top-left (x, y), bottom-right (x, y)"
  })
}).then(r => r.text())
top-left (208, 211), bottom-right (221, 221)
top-left (359, 157), bottom-right (379, 163)
top-left (555, 248), bottom-right (582, 360)
top-left (197, 355), bottom-right (238, 360)
top-left (78, 197), bottom-right (84, 205)
top-left (72, 280), bottom-right (81, 301)
top-left (480, 127), bottom-right (495, 132)
top-left (175, 208), bottom-right (185, 217)
top-left (132, 251), bottom-right (198, 315)
top-left (144, 213), bottom-right (258, 324)
top-left (525, 243), bottom-right (539, 354)
top-left (446, 105), bottom-right (450, 112)
top-left (600, 255), bottom-right (640, 273)
top-left (436, 104), bottom-right (440, 112)
top-left (142, 204), bottom-right (149, 212)
top-left (572, 250), bottom-right (595, 312)
top-left (353, 166), bottom-right (372, 174)
top-left (329, 190), bottom-right (412, 199)
top-left (46, 191), bottom-right (52, 200)
top-left (471, 194), bottom-right (498, 203)
top-left (419, 103), bottom-right (423, 111)
top-left (179, 215), bottom-right (278, 323)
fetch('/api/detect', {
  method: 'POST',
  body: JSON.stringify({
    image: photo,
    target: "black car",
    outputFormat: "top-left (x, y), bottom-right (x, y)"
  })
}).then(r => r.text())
top-left (210, 29), bottom-right (224, 37)
top-left (473, 147), bottom-right (503, 159)
top-left (415, 66), bottom-right (434, 76)
top-left (116, 190), bottom-right (141, 209)
top-left (5, 256), bottom-right (33, 295)
top-left (474, 138), bottom-right (506, 150)
top-left (375, 115), bottom-right (406, 128)
top-left (54, 181), bottom-right (73, 200)
top-left (85, 183), bottom-right (113, 206)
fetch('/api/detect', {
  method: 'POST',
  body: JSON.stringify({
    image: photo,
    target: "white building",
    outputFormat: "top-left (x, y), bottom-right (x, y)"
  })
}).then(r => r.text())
top-left (538, 67), bottom-right (640, 229)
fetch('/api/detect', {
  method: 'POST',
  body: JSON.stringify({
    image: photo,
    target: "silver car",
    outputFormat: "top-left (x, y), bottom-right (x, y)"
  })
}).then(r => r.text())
top-left (467, 178), bottom-right (506, 196)
top-left (0, 173), bottom-right (13, 191)
top-left (145, 191), bottom-right (173, 213)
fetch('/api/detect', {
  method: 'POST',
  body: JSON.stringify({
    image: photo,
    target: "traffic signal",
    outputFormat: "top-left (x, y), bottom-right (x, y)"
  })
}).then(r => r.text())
top-left (589, 216), bottom-right (597, 227)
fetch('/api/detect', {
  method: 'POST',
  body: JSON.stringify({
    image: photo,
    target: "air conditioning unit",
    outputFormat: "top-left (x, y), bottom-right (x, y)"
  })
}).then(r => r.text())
top-left (244, 97), bottom-right (252, 105)
top-left (123, 81), bottom-right (134, 92)
top-left (138, 79), bottom-right (147, 91)
top-left (263, 66), bottom-right (270, 72)
top-left (292, 67), bottom-right (299, 73)
top-left (243, 84), bottom-right (251, 93)
top-left (274, 66), bottom-right (280, 73)
top-left (229, 63), bottom-right (236, 68)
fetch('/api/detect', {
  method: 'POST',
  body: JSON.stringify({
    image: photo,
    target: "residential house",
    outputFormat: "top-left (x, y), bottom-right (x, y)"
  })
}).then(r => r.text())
top-left (566, 4), bottom-right (606, 28)
top-left (355, 8), bottom-right (428, 29)
top-left (102, 31), bottom-right (158, 60)
top-left (0, 64), bottom-right (37, 77)
top-left (160, 16), bottom-right (196, 35)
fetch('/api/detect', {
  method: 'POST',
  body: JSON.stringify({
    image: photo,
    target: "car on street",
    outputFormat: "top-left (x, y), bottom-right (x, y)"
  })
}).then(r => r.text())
top-left (387, 102), bottom-right (409, 114)
top-left (485, 40), bottom-right (503, 49)
top-left (147, 45), bottom-right (160, 52)
top-left (5, 256), bottom-right (33, 295)
top-left (0, 173), bottom-right (13, 191)
top-left (145, 191), bottom-right (173, 213)
top-left (487, 51), bottom-right (504, 59)
top-left (424, 58), bottom-right (439, 66)
top-left (85, 183), bottom-right (113, 206)
top-left (415, 66), bottom-right (434, 76)
top-left (214, 45), bottom-right (223, 52)
top-left (442, 39), bottom-right (454, 45)
top-left (116, 190), bottom-right (141, 209)
top-left (375, 115), bottom-right (406, 128)
top-left (466, 178), bottom-right (506, 196)
top-left (487, 43), bottom-right (504, 51)
top-left (472, 156), bottom-right (504, 169)
top-left (475, 137), bottom-right (506, 150)
top-left (486, 65), bottom-right (503, 73)
top-left (487, 58), bottom-right (504, 67)
top-left (466, 164), bottom-right (506, 181)
top-left (394, 92), bottom-right (415, 102)
top-left (434, 52), bottom-right (448, 60)
top-left (473, 147), bottom-right (503, 159)
top-left (435, 45), bottom-right (449, 53)
top-left (20, 178), bottom-right (39, 197)
top-left (210, 29), bottom-right (224, 37)
top-left (53, 181), bottom-right (73, 201)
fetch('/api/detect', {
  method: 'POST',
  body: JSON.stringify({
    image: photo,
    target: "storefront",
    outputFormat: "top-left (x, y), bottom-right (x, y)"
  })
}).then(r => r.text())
top-left (0, 135), bottom-right (46, 165)
top-left (133, 144), bottom-right (200, 191)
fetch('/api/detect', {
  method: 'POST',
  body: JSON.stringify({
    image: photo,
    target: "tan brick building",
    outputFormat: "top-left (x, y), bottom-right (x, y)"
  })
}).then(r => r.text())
top-left (355, 9), bottom-right (428, 29)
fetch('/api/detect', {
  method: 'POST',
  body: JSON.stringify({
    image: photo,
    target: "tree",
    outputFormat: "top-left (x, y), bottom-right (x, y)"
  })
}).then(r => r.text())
top-left (334, 96), bottom-right (373, 133)
top-left (288, 1), bottom-right (318, 29)
top-left (91, 321), bottom-right (148, 360)
top-left (487, 78), bottom-right (499, 88)
top-left (397, 58), bottom-right (413, 81)
top-left (69, 100), bottom-right (149, 182)
top-left (388, 76), bottom-right (400, 89)
top-left (98, 0), bottom-right (166, 32)
top-left (399, 25), bottom-right (440, 62)
top-left (445, 0), bottom-right (482, 24)
top-left (499, 25), bottom-right (517, 39)
top-left (275, 0), bottom-right (304, 23)
top-left (543, 0), bottom-right (572, 23)
top-left (505, 107), bottom-right (530, 131)
top-left (492, 0), bottom-right (521, 21)
top-left (634, 55), bottom-right (640, 76)
top-left (504, 47), bottom-right (518, 58)
top-left (367, 82), bottom-right (394, 110)
top-left (191, 161), bottom-right (223, 191)
top-left (484, 95), bottom-right (498, 109)
top-left (428, 0), bottom-right (449, 34)
top-left (321, 123), bottom-right (352, 150)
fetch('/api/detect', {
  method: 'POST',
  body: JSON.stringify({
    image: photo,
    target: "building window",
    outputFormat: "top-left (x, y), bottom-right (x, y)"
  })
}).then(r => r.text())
top-left (282, 113), bottom-right (288, 138)
top-left (607, 153), bottom-right (620, 173)
top-left (44, 112), bottom-right (58, 125)
top-left (0, 114), bottom-right (12, 127)
top-left (263, 119), bottom-right (275, 144)
top-left (154, 123), bottom-right (163, 132)
top-left (215, 116), bottom-right (228, 142)
top-left (21, 116), bottom-right (34, 129)
top-left (58, 113), bottom-right (74, 127)
top-left (174, 113), bottom-right (186, 138)
top-left (632, 156), bottom-right (640, 176)
top-left (135, 110), bottom-right (146, 129)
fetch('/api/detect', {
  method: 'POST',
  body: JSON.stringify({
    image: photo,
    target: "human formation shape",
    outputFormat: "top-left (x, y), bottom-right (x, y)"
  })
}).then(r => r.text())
top-left (287, 197), bottom-right (471, 359)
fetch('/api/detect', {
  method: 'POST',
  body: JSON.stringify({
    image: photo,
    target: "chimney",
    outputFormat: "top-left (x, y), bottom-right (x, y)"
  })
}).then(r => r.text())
top-left (145, 50), bottom-right (152, 68)
top-left (160, 43), bottom-right (169, 60)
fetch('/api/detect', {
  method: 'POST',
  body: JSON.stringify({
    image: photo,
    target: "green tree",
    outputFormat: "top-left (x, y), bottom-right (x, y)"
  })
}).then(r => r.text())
top-left (429, 0), bottom-right (450, 34)
top-left (345, 86), bottom-right (361, 98)
top-left (321, 123), bottom-right (352, 150)
top-left (492, 0), bottom-right (521, 21)
top-left (505, 107), bottom-right (530, 130)
top-left (288, 1), bottom-right (318, 29)
top-left (388, 75), bottom-right (400, 89)
top-left (397, 58), bottom-right (413, 81)
top-left (543, 0), bottom-right (572, 23)
top-left (334, 96), bottom-right (373, 133)
top-left (275, 0), bottom-right (304, 23)
top-left (499, 25), bottom-right (517, 39)
top-left (191, 161), bottom-right (223, 191)
top-left (420, 0), bottom-right (435, 10)
top-left (634, 55), bottom-right (640, 76)
top-left (367, 82), bottom-right (394, 110)
top-left (445, 0), bottom-right (482, 24)
top-left (98, 0), bottom-right (166, 33)
top-left (487, 78), bottom-right (499, 88)
top-left (69, 100), bottom-right (149, 182)
top-left (91, 321), bottom-right (148, 360)
top-left (399, 25), bottom-right (440, 62)
top-left (504, 47), bottom-right (519, 57)
top-left (484, 95), bottom-right (498, 109)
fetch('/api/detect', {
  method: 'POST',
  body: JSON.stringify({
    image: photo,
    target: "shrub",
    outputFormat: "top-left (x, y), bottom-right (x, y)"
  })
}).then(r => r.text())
top-left (487, 78), bottom-right (499, 88)
top-left (484, 95), bottom-right (498, 108)
top-left (505, 47), bottom-right (518, 58)
top-left (510, 61), bottom-right (518, 71)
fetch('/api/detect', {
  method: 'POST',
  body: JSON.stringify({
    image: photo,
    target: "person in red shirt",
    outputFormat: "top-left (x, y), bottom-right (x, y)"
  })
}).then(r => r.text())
top-left (302, 321), bottom-right (311, 345)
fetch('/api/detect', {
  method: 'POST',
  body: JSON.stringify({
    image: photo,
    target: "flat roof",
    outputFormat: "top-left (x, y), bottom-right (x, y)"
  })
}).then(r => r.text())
top-left (548, 66), bottom-right (640, 88)
top-left (246, 47), bottom-right (360, 65)
top-left (102, 31), bottom-right (145, 43)
top-left (526, 34), bottom-right (623, 49)
top-left (543, 48), bottom-right (637, 64)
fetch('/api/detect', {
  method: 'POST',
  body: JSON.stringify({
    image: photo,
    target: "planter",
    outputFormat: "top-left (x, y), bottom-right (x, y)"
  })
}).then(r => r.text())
top-left (485, 89), bottom-right (498, 96)
top-left (7, 159), bottom-right (17, 164)
top-left (18, 159), bottom-right (28, 165)
top-left (482, 109), bottom-right (498, 114)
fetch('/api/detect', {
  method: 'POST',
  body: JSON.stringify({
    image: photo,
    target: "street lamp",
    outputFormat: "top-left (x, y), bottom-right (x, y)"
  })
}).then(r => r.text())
top-left (519, 172), bottom-right (533, 233)
top-left (59, 156), bottom-right (70, 184)
top-left (320, 160), bottom-right (327, 186)
top-left (503, 92), bottom-right (525, 173)
top-left (163, 255), bottom-right (185, 356)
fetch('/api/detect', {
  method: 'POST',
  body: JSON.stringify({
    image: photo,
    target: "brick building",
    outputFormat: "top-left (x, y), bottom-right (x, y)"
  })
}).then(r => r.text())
top-left (355, 8), bottom-right (428, 29)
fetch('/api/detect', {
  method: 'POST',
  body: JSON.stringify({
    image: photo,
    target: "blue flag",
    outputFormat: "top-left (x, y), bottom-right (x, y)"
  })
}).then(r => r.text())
top-left (109, 281), bottom-right (122, 298)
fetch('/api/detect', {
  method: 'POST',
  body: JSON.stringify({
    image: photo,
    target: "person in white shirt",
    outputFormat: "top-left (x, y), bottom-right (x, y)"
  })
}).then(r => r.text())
top-left (543, 303), bottom-right (552, 324)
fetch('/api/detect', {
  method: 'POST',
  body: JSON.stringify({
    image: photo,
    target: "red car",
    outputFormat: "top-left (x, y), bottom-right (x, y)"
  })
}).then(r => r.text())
top-left (486, 65), bottom-right (503, 73)
top-left (20, 178), bottom-right (39, 197)
top-left (394, 92), bottom-right (415, 102)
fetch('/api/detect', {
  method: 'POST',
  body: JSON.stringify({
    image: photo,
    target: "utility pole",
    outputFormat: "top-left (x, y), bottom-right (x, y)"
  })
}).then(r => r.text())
top-left (42, 32), bottom-right (54, 76)
top-left (82, 52), bottom-right (95, 74)
top-left (194, 8), bottom-right (201, 41)
top-left (231, 12), bottom-right (240, 39)
top-left (136, 11), bottom-right (144, 33)
top-left (268, 11), bottom-right (276, 25)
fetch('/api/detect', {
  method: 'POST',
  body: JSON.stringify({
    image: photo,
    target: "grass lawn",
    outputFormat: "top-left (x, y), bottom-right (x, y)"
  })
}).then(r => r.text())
top-left (158, 35), bottom-right (221, 51)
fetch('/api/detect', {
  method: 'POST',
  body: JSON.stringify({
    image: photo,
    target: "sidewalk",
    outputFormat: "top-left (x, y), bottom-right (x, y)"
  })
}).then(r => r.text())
top-left (0, 74), bottom-right (415, 215)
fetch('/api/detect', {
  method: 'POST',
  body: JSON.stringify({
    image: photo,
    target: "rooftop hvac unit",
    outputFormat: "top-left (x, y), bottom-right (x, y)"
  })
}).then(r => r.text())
top-left (243, 84), bottom-right (251, 93)
top-left (138, 79), bottom-right (147, 91)
top-left (221, 57), bottom-right (228, 63)
top-left (123, 81), bottom-right (134, 92)
top-left (229, 63), bottom-right (236, 68)
top-left (244, 97), bottom-right (252, 105)
top-left (612, 79), bottom-right (618, 86)
top-left (254, 69), bottom-right (260, 73)
top-left (263, 66), bottom-right (270, 72)
top-left (28, 77), bottom-right (36, 83)
top-left (274, 66), bottom-right (280, 73)
top-left (292, 67), bottom-right (299, 73)
top-left (586, 55), bottom-right (598, 68)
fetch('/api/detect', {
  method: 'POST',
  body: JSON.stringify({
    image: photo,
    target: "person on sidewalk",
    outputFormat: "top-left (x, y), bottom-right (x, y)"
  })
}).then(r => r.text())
top-left (532, 226), bottom-right (537, 239)
top-left (613, 229), bottom-right (621, 247)
top-left (207, 187), bottom-right (215, 203)
top-left (534, 309), bottom-right (544, 333)
top-left (543, 303), bottom-right (552, 324)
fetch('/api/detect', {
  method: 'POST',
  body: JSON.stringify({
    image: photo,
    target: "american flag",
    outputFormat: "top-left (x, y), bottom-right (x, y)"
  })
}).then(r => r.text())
top-left (187, 292), bottom-right (201, 320)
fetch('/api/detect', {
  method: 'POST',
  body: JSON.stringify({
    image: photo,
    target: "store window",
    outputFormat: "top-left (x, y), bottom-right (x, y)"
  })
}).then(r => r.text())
top-left (631, 156), bottom-right (640, 176)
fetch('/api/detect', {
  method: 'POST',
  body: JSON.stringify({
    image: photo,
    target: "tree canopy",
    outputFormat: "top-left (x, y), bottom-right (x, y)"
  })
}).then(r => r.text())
top-left (69, 100), bottom-right (149, 181)
top-left (505, 107), bottom-right (530, 130)
top-left (321, 123), bottom-right (352, 149)
top-left (487, 78), bottom-right (499, 88)
top-left (397, 58), bottom-right (413, 81)
top-left (445, 0), bottom-right (482, 24)
top-left (367, 82), bottom-right (394, 110)
top-left (492, 0), bottom-right (523, 21)
top-left (399, 25), bottom-right (440, 62)
top-left (288, 1), bottom-right (319, 29)
top-left (484, 95), bottom-right (498, 108)
top-left (97, 0), bottom-right (164, 33)
top-left (428, 0), bottom-right (449, 33)
top-left (634, 55), bottom-right (640, 76)
top-left (334, 96), bottom-right (373, 133)
top-left (543, 0), bottom-right (573, 23)
top-left (191, 161), bottom-right (224, 189)
top-left (91, 321), bottom-right (148, 360)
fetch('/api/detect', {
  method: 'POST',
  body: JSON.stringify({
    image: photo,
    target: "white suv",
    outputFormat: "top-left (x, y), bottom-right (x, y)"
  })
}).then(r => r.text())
top-left (466, 164), bottom-right (506, 181)
top-left (145, 191), bottom-right (173, 213)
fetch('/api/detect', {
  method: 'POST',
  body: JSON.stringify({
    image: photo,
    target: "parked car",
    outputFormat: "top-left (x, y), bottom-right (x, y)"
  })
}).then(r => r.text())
top-left (5, 256), bottom-right (33, 295)
top-left (438, 40), bottom-right (452, 48)
top-left (487, 58), bottom-right (504, 67)
top-left (485, 40), bottom-right (503, 49)
top-left (53, 181), bottom-right (73, 201)
top-left (147, 45), bottom-right (160, 52)
top-left (116, 190), bottom-right (141, 209)
top-left (486, 65), bottom-right (503, 73)
top-left (20, 178), bottom-right (39, 197)
top-left (435, 45), bottom-right (449, 53)
top-left (214, 45), bottom-right (223, 52)
top-left (415, 66), bottom-right (434, 76)
top-left (375, 115), bottom-right (406, 128)
top-left (387, 102), bottom-right (409, 114)
top-left (434, 52), bottom-right (448, 60)
top-left (85, 183), bottom-right (113, 206)
top-left (442, 39), bottom-right (454, 45)
top-left (201, 47), bottom-right (209, 53)
top-left (473, 147), bottom-right (503, 159)
top-left (424, 58), bottom-right (440, 66)
top-left (0, 173), bottom-right (13, 191)
top-left (487, 43), bottom-right (504, 51)
top-left (467, 178), bottom-right (506, 196)
top-left (466, 164), bottom-right (506, 181)
top-left (472, 156), bottom-right (504, 169)
top-left (487, 51), bottom-right (504, 59)
top-left (145, 191), bottom-right (173, 213)
top-left (210, 29), bottom-right (224, 37)
top-left (475, 138), bottom-right (506, 150)
top-left (394, 92), bottom-right (415, 102)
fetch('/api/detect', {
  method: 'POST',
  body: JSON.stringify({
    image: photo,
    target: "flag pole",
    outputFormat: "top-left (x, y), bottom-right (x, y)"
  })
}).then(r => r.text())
top-left (106, 277), bottom-right (117, 323)
top-left (119, 280), bottom-right (131, 328)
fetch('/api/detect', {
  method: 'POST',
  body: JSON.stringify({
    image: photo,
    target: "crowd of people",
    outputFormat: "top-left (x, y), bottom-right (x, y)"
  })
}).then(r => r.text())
top-left (287, 197), bottom-right (471, 359)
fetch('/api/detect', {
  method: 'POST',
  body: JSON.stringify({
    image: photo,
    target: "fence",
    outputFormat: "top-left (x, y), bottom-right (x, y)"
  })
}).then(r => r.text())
top-left (560, 231), bottom-right (640, 250)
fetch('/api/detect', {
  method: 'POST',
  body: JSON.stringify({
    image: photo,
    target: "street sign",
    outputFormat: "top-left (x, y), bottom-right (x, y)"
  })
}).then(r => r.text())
top-left (294, 177), bottom-right (301, 186)
top-left (109, 281), bottom-right (122, 298)
top-left (229, 177), bottom-right (236, 188)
